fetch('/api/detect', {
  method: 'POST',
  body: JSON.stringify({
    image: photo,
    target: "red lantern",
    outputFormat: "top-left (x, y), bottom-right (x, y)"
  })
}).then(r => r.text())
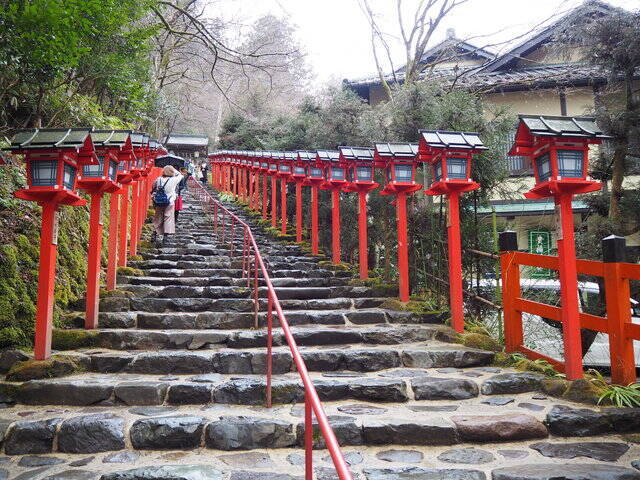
top-left (509, 115), bottom-right (610, 380)
top-left (7, 128), bottom-right (97, 360)
top-left (418, 129), bottom-right (487, 331)
top-left (374, 143), bottom-right (421, 196)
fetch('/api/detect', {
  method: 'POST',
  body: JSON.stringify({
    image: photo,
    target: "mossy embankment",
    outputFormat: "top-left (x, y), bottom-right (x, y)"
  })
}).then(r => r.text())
top-left (0, 164), bottom-right (109, 349)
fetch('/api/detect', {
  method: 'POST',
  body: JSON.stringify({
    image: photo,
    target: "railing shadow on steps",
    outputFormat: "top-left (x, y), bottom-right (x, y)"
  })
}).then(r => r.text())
top-left (187, 177), bottom-right (354, 480)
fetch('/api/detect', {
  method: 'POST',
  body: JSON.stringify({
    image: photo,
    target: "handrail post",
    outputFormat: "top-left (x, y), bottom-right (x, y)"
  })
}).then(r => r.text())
top-left (266, 293), bottom-right (273, 408)
top-left (254, 251), bottom-right (259, 329)
top-left (499, 231), bottom-right (523, 353)
top-left (602, 235), bottom-right (636, 384)
top-left (305, 393), bottom-right (313, 480)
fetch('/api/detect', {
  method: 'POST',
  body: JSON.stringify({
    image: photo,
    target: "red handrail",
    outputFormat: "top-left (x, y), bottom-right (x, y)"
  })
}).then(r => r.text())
top-left (187, 177), bottom-right (354, 480)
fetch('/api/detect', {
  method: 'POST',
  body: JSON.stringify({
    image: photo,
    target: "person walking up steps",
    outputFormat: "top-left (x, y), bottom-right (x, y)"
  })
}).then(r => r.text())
top-left (174, 166), bottom-right (189, 224)
top-left (151, 165), bottom-right (183, 246)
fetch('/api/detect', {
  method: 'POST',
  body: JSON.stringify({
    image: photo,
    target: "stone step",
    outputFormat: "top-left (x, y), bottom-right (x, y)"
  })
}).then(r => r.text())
top-left (11, 343), bottom-right (493, 377)
top-left (2, 392), bottom-right (640, 460)
top-left (96, 308), bottom-right (438, 330)
top-left (55, 324), bottom-right (446, 351)
top-left (120, 276), bottom-right (350, 288)
top-left (99, 296), bottom-right (398, 313)
top-left (123, 267), bottom-right (347, 279)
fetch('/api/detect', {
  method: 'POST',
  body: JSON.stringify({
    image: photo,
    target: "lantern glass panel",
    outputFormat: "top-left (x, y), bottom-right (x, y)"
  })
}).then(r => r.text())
top-left (394, 164), bottom-right (413, 182)
top-left (63, 163), bottom-right (76, 190)
top-left (331, 167), bottom-right (345, 180)
top-left (294, 166), bottom-right (305, 175)
top-left (557, 149), bottom-right (583, 178)
top-left (269, 164), bottom-right (277, 170)
top-left (82, 156), bottom-right (104, 177)
top-left (279, 165), bottom-right (291, 173)
top-left (535, 153), bottom-right (551, 182)
top-left (109, 160), bottom-right (118, 180)
top-left (261, 162), bottom-right (269, 168)
top-left (446, 157), bottom-right (467, 179)
top-left (356, 166), bottom-right (373, 182)
top-left (310, 167), bottom-right (323, 178)
top-left (434, 160), bottom-right (443, 181)
top-left (31, 160), bottom-right (58, 187)
top-left (118, 160), bottom-right (128, 172)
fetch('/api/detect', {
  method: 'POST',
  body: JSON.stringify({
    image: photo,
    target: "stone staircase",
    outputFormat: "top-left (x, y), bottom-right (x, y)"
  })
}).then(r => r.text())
top-left (0, 188), bottom-right (639, 480)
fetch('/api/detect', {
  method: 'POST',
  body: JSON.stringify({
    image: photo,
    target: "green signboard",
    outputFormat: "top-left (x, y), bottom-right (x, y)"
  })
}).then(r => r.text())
top-left (528, 230), bottom-right (552, 278)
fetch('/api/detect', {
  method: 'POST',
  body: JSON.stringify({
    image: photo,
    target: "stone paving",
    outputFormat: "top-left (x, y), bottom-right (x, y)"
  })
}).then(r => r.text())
top-left (0, 188), bottom-right (639, 480)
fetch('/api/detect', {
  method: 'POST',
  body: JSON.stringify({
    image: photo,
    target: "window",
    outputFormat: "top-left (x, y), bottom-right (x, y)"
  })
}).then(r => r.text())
top-left (331, 167), bottom-right (345, 180)
top-left (356, 166), bottom-right (372, 182)
top-left (63, 163), bottom-right (76, 190)
top-left (535, 153), bottom-right (551, 182)
top-left (557, 149), bottom-right (583, 178)
top-left (434, 160), bottom-right (443, 181)
top-left (83, 156), bottom-right (104, 177)
top-left (109, 160), bottom-right (118, 181)
top-left (446, 157), bottom-right (467, 179)
top-left (31, 160), bottom-right (58, 186)
top-left (394, 164), bottom-right (413, 182)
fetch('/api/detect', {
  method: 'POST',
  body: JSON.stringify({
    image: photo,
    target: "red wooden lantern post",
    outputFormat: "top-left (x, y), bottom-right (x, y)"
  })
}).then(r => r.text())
top-left (295, 151), bottom-right (316, 244)
top-left (509, 115), bottom-right (609, 379)
top-left (129, 133), bottom-right (149, 258)
top-left (377, 144), bottom-right (422, 302)
top-left (250, 154), bottom-right (261, 210)
top-left (277, 152), bottom-right (295, 235)
top-left (108, 133), bottom-right (136, 283)
top-left (340, 146), bottom-right (378, 279)
top-left (306, 154), bottom-right (326, 255)
top-left (267, 154), bottom-right (280, 228)
top-left (76, 130), bottom-right (125, 329)
top-left (419, 130), bottom-right (487, 332)
top-left (291, 152), bottom-right (307, 242)
top-left (317, 150), bottom-right (346, 264)
top-left (8, 128), bottom-right (96, 360)
top-left (259, 156), bottom-right (270, 219)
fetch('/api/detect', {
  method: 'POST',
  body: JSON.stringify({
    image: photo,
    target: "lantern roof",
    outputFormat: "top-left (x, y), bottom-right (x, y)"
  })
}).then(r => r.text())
top-left (8, 128), bottom-right (94, 151)
top-left (516, 115), bottom-right (611, 139)
top-left (419, 130), bottom-right (487, 151)
top-left (374, 143), bottom-right (418, 159)
top-left (92, 130), bottom-right (133, 148)
top-left (297, 151), bottom-right (315, 161)
top-left (130, 132), bottom-right (149, 148)
top-left (316, 150), bottom-right (340, 162)
top-left (338, 146), bottom-right (375, 161)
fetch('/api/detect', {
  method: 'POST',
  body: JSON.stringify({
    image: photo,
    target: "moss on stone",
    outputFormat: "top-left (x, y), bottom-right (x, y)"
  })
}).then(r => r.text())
top-left (99, 288), bottom-right (135, 298)
top-left (623, 434), bottom-right (640, 444)
top-left (466, 325), bottom-right (492, 337)
top-left (540, 377), bottom-right (570, 397)
top-left (563, 378), bottom-right (609, 405)
top-left (117, 266), bottom-right (144, 277)
top-left (460, 333), bottom-right (503, 352)
top-left (317, 260), bottom-right (352, 272)
top-left (129, 255), bottom-right (144, 261)
top-left (51, 329), bottom-right (98, 350)
top-left (6, 357), bottom-right (79, 381)
top-left (491, 352), bottom-right (514, 367)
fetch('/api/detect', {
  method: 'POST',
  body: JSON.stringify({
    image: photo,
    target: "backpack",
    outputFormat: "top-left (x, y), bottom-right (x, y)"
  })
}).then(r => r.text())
top-left (153, 178), bottom-right (171, 206)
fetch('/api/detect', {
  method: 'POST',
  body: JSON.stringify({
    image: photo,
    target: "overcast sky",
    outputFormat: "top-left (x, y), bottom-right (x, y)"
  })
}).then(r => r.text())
top-left (217, 0), bottom-right (639, 86)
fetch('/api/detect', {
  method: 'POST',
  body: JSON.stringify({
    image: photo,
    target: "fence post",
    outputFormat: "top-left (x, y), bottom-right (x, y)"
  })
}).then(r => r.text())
top-left (499, 231), bottom-right (523, 353)
top-left (602, 235), bottom-right (636, 385)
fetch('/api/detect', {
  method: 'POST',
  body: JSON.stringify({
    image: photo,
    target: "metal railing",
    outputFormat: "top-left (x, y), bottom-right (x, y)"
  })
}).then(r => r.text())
top-left (187, 177), bottom-right (354, 480)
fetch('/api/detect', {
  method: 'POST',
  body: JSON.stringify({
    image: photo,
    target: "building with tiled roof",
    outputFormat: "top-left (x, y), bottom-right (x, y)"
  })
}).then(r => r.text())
top-left (345, 0), bottom-right (640, 255)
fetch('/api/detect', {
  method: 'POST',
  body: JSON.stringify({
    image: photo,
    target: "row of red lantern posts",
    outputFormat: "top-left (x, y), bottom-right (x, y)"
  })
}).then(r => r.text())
top-left (5, 129), bottom-right (167, 360)
top-left (208, 130), bottom-right (487, 333)
top-left (209, 115), bottom-right (609, 354)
